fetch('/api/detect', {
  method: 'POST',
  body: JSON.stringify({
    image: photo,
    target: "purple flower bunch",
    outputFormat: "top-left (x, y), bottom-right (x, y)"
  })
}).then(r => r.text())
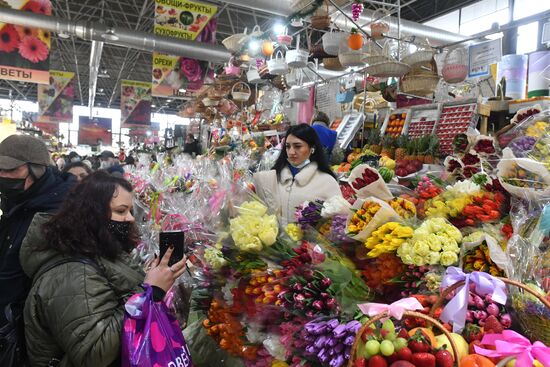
top-left (328, 215), bottom-right (348, 243)
top-left (302, 319), bottom-right (361, 367)
top-left (296, 200), bottom-right (324, 229)
top-left (508, 136), bottom-right (537, 157)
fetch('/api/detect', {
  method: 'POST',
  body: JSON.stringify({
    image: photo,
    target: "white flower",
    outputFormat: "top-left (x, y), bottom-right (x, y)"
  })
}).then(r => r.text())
top-left (446, 180), bottom-right (481, 195)
top-left (321, 196), bottom-right (352, 218)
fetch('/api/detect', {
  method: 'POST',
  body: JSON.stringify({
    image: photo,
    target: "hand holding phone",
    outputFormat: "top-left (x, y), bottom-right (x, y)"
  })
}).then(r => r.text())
top-left (159, 231), bottom-right (185, 266)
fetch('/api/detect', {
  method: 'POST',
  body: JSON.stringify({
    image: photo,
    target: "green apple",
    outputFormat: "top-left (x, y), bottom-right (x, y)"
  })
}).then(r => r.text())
top-left (435, 333), bottom-right (469, 361)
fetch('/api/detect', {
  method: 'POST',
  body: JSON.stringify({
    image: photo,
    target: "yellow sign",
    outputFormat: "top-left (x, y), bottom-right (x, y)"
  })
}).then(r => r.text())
top-left (154, 0), bottom-right (217, 41)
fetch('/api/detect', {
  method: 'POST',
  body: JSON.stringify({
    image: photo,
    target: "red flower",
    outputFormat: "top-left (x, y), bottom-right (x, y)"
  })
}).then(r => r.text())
top-left (0, 25), bottom-right (19, 53)
top-left (23, 0), bottom-right (52, 15)
top-left (18, 36), bottom-right (49, 63)
top-left (15, 25), bottom-right (38, 40)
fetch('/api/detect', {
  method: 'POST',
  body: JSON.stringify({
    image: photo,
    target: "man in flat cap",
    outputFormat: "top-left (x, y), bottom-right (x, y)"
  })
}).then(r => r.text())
top-left (0, 134), bottom-right (75, 365)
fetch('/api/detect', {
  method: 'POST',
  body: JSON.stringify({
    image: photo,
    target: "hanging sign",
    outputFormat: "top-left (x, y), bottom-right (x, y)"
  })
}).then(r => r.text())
top-left (121, 80), bottom-right (152, 128)
top-left (37, 70), bottom-right (75, 123)
top-left (152, 0), bottom-right (217, 98)
top-left (468, 39), bottom-right (502, 78)
top-left (0, 0), bottom-right (52, 84)
top-left (78, 116), bottom-right (112, 146)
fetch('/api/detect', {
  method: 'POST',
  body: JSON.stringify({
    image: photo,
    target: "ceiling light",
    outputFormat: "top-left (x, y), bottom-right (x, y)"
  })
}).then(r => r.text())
top-left (57, 31), bottom-right (71, 39)
top-left (178, 88), bottom-right (186, 93)
top-left (151, 103), bottom-right (156, 108)
top-left (273, 23), bottom-right (286, 35)
top-left (98, 68), bottom-right (110, 78)
top-left (166, 99), bottom-right (172, 102)
top-left (248, 40), bottom-right (260, 52)
top-left (290, 18), bottom-right (303, 27)
top-left (102, 28), bottom-right (119, 41)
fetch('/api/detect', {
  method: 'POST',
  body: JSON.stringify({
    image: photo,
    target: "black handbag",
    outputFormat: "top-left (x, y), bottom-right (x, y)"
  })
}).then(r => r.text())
top-left (0, 303), bottom-right (26, 367)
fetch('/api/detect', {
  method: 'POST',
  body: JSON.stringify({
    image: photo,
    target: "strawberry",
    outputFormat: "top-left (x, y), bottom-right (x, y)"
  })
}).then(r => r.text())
top-left (396, 346), bottom-right (412, 361)
top-left (354, 358), bottom-right (367, 367)
top-left (463, 324), bottom-right (483, 343)
top-left (408, 331), bottom-right (431, 353)
top-left (397, 329), bottom-right (410, 340)
top-left (435, 349), bottom-right (453, 367)
top-left (411, 352), bottom-right (436, 367)
top-left (483, 315), bottom-right (504, 333)
top-left (368, 355), bottom-right (388, 367)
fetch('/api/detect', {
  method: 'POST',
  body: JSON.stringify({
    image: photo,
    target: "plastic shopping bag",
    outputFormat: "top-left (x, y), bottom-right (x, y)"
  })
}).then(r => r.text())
top-left (121, 284), bottom-right (193, 367)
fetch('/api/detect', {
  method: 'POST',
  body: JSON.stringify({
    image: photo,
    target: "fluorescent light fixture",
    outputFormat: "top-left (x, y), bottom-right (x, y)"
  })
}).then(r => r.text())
top-left (151, 104), bottom-right (156, 108)
top-left (248, 40), bottom-right (260, 52)
top-left (102, 28), bottom-right (119, 41)
top-left (486, 32), bottom-right (504, 40)
top-left (57, 31), bottom-right (71, 39)
top-left (543, 21), bottom-right (550, 44)
top-left (273, 23), bottom-right (286, 35)
top-left (98, 68), bottom-right (110, 78)
top-left (178, 87), bottom-right (186, 93)
top-left (166, 99), bottom-right (173, 102)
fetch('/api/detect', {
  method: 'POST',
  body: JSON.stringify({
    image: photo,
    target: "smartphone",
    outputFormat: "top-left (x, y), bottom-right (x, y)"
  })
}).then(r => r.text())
top-left (159, 231), bottom-right (185, 266)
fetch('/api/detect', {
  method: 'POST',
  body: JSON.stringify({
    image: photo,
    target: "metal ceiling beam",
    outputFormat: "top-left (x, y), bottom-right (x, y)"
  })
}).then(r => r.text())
top-left (0, 7), bottom-right (231, 62)
top-left (221, 0), bottom-right (466, 45)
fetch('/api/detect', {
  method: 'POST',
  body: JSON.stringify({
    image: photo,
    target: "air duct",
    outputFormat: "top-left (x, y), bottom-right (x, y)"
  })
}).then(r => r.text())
top-left (89, 40), bottom-right (103, 117)
top-left (0, 7), bottom-right (231, 62)
top-left (222, 0), bottom-right (465, 45)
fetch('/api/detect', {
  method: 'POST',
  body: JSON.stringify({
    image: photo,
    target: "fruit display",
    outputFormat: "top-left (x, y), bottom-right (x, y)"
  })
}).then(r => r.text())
top-left (384, 111), bottom-right (409, 138)
top-left (395, 160), bottom-right (423, 178)
top-left (436, 103), bottom-right (477, 155)
top-left (406, 108), bottom-right (439, 139)
top-left (379, 167), bottom-right (395, 183)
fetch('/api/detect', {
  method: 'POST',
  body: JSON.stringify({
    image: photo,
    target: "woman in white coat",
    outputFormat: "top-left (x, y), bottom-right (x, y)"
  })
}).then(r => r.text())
top-left (253, 123), bottom-right (342, 225)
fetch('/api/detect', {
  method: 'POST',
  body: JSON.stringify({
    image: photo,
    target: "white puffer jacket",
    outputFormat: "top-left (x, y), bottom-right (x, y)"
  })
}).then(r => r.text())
top-left (253, 162), bottom-right (342, 226)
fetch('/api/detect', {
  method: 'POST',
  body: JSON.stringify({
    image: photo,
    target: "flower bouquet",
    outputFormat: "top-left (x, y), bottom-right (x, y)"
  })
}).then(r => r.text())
top-left (346, 197), bottom-right (401, 241)
top-left (348, 164), bottom-right (393, 201)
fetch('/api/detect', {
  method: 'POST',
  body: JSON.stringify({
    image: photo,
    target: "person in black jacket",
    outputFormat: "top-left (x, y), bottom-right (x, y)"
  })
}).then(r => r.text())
top-left (0, 134), bottom-right (76, 365)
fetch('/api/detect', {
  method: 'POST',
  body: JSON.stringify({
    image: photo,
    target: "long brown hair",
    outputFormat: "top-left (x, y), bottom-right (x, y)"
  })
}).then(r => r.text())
top-left (41, 171), bottom-right (139, 260)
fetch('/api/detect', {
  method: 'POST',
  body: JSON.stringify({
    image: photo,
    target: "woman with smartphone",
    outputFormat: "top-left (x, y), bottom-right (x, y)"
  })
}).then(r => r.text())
top-left (253, 123), bottom-right (342, 226)
top-left (20, 171), bottom-right (186, 367)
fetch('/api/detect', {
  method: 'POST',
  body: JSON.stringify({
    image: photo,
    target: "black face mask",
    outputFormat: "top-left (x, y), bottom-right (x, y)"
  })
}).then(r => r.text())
top-left (0, 176), bottom-right (27, 198)
top-left (107, 219), bottom-right (131, 244)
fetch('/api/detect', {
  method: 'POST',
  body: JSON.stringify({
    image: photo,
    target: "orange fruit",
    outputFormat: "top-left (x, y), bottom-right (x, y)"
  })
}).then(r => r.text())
top-left (408, 327), bottom-right (437, 347)
top-left (460, 354), bottom-right (496, 367)
top-left (348, 33), bottom-right (363, 50)
top-left (262, 41), bottom-right (274, 56)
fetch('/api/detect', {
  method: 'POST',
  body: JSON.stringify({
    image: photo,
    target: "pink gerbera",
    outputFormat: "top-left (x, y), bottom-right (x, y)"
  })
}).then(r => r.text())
top-left (15, 25), bottom-right (38, 40)
top-left (0, 25), bottom-right (20, 53)
top-left (18, 36), bottom-right (49, 63)
top-left (23, 0), bottom-right (52, 15)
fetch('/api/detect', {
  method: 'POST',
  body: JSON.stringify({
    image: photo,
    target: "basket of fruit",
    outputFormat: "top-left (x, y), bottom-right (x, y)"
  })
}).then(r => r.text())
top-left (430, 275), bottom-right (550, 345)
top-left (348, 309), bottom-right (461, 367)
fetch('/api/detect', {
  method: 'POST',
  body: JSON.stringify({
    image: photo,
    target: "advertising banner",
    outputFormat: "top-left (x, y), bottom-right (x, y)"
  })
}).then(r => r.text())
top-left (152, 0), bottom-right (217, 97)
top-left (121, 80), bottom-right (152, 128)
top-left (78, 116), bottom-right (112, 146)
top-left (0, 0), bottom-right (52, 84)
top-left (37, 70), bottom-right (75, 123)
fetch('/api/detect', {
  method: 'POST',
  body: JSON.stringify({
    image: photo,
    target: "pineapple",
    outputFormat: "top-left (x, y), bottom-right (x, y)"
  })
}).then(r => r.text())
top-left (417, 136), bottom-right (430, 163)
top-left (380, 136), bottom-right (396, 159)
top-left (424, 135), bottom-right (440, 164)
top-left (369, 130), bottom-right (382, 154)
top-left (394, 135), bottom-right (408, 161)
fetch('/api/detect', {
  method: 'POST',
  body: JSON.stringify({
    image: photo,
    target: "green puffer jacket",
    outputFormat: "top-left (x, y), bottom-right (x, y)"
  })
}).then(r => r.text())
top-left (20, 213), bottom-right (145, 367)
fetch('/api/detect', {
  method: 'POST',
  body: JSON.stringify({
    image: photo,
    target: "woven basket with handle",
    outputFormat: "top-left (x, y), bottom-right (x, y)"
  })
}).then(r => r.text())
top-left (348, 311), bottom-right (461, 367)
top-left (429, 277), bottom-right (550, 345)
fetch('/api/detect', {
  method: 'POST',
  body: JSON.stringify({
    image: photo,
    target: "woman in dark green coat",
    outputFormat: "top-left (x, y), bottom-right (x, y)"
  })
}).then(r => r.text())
top-left (20, 171), bottom-right (187, 367)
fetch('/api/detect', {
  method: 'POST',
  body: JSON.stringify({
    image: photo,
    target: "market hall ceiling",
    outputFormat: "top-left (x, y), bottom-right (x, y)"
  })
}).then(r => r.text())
top-left (0, 0), bottom-right (478, 114)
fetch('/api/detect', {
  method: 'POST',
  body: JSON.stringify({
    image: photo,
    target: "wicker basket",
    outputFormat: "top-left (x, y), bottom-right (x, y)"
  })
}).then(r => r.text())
top-left (339, 52), bottom-right (366, 68)
top-left (366, 61), bottom-right (410, 78)
top-left (430, 277), bottom-right (550, 345)
top-left (311, 15), bottom-right (331, 30)
top-left (401, 75), bottom-right (440, 96)
top-left (401, 50), bottom-right (435, 67)
top-left (222, 32), bottom-right (247, 53)
top-left (347, 311), bottom-right (461, 367)
top-left (323, 57), bottom-right (344, 71)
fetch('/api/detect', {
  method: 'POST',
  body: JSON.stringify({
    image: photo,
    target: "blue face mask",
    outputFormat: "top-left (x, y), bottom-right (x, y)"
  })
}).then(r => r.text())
top-left (288, 159), bottom-right (310, 169)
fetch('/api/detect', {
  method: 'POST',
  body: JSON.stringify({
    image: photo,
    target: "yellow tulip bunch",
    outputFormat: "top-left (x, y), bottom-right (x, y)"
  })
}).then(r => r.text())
top-left (230, 201), bottom-right (279, 252)
top-left (364, 222), bottom-right (413, 258)
top-left (347, 201), bottom-right (382, 235)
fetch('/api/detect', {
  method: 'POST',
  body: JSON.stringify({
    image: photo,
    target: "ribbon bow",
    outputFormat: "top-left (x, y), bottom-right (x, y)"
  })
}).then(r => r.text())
top-left (474, 330), bottom-right (550, 367)
top-left (358, 297), bottom-right (424, 321)
top-left (440, 267), bottom-right (507, 333)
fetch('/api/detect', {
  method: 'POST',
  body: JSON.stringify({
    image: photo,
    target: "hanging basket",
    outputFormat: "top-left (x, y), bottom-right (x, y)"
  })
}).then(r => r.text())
top-left (231, 81), bottom-right (251, 102)
top-left (366, 61), bottom-right (410, 78)
top-left (369, 9), bottom-right (390, 40)
top-left (311, 14), bottom-right (331, 30)
top-left (322, 29), bottom-right (348, 56)
top-left (246, 65), bottom-right (264, 84)
top-left (286, 36), bottom-right (309, 68)
top-left (347, 311), bottom-right (461, 367)
top-left (401, 75), bottom-right (440, 96)
top-left (323, 57), bottom-right (344, 71)
top-left (288, 86), bottom-right (309, 102)
top-left (401, 50), bottom-right (435, 67)
top-left (442, 48), bottom-right (468, 84)
top-left (222, 28), bottom-right (248, 53)
top-left (267, 50), bottom-right (289, 75)
top-left (202, 97), bottom-right (218, 107)
top-left (430, 277), bottom-right (550, 345)
top-left (277, 34), bottom-right (293, 47)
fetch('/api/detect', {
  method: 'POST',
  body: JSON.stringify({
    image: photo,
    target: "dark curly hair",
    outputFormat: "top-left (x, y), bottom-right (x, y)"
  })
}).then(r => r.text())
top-left (41, 171), bottom-right (139, 260)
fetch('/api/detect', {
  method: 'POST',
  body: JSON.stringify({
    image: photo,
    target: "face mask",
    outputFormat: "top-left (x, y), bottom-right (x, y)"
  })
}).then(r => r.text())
top-left (288, 159), bottom-right (311, 169)
top-left (0, 176), bottom-right (27, 198)
top-left (107, 219), bottom-right (131, 243)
